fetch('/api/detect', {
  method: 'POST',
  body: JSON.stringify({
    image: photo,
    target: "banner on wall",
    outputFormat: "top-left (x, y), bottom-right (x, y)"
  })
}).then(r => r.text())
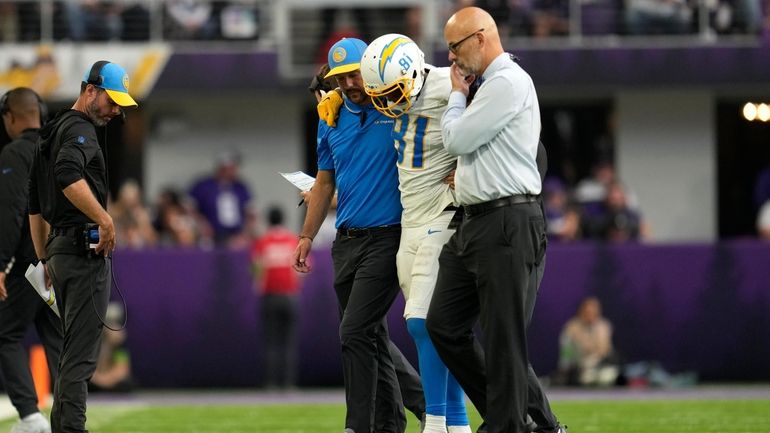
top-left (0, 43), bottom-right (170, 101)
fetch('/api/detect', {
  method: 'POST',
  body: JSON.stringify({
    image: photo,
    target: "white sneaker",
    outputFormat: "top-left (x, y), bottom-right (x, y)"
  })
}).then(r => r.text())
top-left (9, 412), bottom-right (51, 433)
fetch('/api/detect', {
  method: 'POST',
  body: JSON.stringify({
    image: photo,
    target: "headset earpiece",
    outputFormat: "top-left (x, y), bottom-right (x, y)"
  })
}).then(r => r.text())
top-left (0, 91), bottom-right (9, 117)
top-left (37, 93), bottom-right (48, 125)
top-left (86, 60), bottom-right (110, 87)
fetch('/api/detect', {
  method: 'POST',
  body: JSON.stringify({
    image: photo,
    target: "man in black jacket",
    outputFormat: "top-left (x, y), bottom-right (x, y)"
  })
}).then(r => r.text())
top-left (29, 60), bottom-right (137, 433)
top-left (0, 87), bottom-right (62, 433)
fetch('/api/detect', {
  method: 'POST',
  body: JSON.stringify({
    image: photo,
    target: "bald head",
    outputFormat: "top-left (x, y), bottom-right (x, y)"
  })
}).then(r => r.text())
top-left (444, 7), bottom-right (504, 76)
top-left (1, 87), bottom-right (42, 139)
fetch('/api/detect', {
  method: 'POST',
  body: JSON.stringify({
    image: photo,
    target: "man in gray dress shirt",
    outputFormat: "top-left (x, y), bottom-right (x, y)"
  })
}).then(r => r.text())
top-left (425, 7), bottom-right (565, 433)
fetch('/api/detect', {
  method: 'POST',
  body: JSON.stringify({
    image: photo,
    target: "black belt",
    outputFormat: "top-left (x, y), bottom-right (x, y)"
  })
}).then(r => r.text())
top-left (337, 224), bottom-right (401, 238)
top-left (444, 205), bottom-right (459, 212)
top-left (463, 195), bottom-right (537, 218)
top-left (51, 226), bottom-right (84, 237)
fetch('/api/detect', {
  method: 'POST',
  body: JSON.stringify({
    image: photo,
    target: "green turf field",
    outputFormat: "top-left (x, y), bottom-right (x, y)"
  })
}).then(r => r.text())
top-left (3, 400), bottom-right (769, 433)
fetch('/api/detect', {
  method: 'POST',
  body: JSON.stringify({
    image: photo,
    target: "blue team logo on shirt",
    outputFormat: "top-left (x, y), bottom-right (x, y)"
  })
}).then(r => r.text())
top-left (77, 136), bottom-right (86, 144)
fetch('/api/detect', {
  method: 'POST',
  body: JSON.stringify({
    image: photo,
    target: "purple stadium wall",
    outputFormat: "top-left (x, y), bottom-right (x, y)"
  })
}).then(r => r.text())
top-left (113, 241), bottom-right (770, 388)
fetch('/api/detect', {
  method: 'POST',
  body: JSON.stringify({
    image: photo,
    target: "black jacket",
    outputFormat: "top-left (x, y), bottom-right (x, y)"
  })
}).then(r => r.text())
top-left (29, 109), bottom-right (107, 228)
top-left (0, 129), bottom-right (39, 276)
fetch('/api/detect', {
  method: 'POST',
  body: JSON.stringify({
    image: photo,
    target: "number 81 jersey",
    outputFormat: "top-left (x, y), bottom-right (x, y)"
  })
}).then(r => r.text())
top-left (393, 66), bottom-right (457, 228)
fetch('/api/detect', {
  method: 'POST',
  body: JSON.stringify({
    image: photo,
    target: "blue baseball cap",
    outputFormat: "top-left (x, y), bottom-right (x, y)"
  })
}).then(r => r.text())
top-left (82, 61), bottom-right (138, 107)
top-left (325, 38), bottom-right (368, 78)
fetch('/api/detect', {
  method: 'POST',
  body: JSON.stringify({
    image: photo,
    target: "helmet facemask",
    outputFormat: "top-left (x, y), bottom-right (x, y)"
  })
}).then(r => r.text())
top-left (367, 76), bottom-right (415, 119)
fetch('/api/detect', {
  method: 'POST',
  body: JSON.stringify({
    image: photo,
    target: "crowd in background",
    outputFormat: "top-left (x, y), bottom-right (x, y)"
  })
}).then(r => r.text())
top-left (0, 0), bottom-right (768, 43)
top-left (0, 0), bottom-right (260, 42)
top-left (106, 154), bottom-right (651, 250)
top-left (111, 153), bottom-right (770, 247)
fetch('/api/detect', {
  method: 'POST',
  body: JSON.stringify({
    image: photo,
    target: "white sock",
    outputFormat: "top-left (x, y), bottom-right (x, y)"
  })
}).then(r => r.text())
top-left (447, 425), bottom-right (472, 433)
top-left (423, 414), bottom-right (448, 433)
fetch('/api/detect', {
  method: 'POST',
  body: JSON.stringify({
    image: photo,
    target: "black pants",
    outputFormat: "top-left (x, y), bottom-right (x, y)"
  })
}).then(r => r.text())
top-left (261, 293), bottom-right (298, 388)
top-left (47, 236), bottom-right (111, 433)
top-left (332, 229), bottom-right (412, 433)
top-left (0, 270), bottom-right (63, 419)
top-left (427, 202), bottom-right (553, 433)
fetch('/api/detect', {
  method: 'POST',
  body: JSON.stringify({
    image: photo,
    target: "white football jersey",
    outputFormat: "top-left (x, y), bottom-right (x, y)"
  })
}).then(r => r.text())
top-left (395, 66), bottom-right (457, 227)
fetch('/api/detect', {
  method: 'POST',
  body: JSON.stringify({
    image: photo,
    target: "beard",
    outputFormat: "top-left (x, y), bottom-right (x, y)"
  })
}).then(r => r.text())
top-left (344, 88), bottom-right (368, 105)
top-left (87, 100), bottom-right (109, 127)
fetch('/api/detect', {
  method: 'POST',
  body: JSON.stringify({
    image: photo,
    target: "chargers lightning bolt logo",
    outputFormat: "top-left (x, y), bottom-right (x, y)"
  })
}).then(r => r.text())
top-left (378, 37), bottom-right (412, 82)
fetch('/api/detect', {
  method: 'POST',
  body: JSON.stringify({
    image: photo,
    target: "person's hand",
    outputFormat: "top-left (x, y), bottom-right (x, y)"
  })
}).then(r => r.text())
top-left (444, 169), bottom-right (456, 190)
top-left (0, 271), bottom-right (6, 301)
top-left (96, 216), bottom-right (116, 257)
top-left (449, 63), bottom-right (474, 97)
top-left (292, 237), bottom-right (313, 273)
top-left (317, 89), bottom-right (343, 127)
top-left (300, 189), bottom-right (312, 207)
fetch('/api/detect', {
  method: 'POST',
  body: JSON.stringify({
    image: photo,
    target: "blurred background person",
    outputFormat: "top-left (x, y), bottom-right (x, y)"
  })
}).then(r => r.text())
top-left (109, 179), bottom-right (157, 250)
top-left (554, 296), bottom-right (620, 386)
top-left (164, 0), bottom-right (217, 40)
top-left (584, 180), bottom-right (649, 242)
top-left (152, 187), bottom-right (205, 247)
top-left (757, 199), bottom-right (770, 240)
top-left (188, 150), bottom-right (256, 248)
top-left (251, 206), bottom-right (301, 390)
top-left (89, 303), bottom-right (133, 393)
top-left (542, 177), bottom-right (582, 242)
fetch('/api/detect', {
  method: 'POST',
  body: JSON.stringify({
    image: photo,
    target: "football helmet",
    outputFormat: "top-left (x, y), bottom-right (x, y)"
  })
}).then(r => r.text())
top-left (360, 33), bottom-right (425, 118)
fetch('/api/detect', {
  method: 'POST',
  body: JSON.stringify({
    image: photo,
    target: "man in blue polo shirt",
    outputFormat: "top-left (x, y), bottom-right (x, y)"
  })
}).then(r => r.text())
top-left (293, 38), bottom-right (413, 433)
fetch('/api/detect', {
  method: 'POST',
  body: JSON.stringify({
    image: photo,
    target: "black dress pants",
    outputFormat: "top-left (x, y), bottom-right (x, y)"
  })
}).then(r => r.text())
top-left (47, 235), bottom-right (111, 433)
top-left (332, 229), bottom-right (409, 433)
top-left (427, 202), bottom-right (549, 433)
top-left (0, 271), bottom-right (63, 418)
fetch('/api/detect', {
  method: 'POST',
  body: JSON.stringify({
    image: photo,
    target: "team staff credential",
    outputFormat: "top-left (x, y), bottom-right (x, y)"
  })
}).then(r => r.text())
top-left (29, 60), bottom-right (137, 433)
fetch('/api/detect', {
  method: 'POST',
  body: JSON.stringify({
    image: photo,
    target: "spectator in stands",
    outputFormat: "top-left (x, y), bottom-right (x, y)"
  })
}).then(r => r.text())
top-left (153, 187), bottom-right (205, 247)
top-left (64, 1), bottom-right (124, 41)
top-left (754, 164), bottom-right (770, 210)
top-left (164, 0), bottom-right (217, 40)
top-left (584, 180), bottom-right (649, 242)
top-left (109, 179), bottom-right (157, 249)
top-left (220, 1), bottom-right (259, 40)
top-left (120, 1), bottom-right (151, 41)
top-left (532, 0), bottom-right (570, 37)
top-left (0, 3), bottom-right (17, 42)
top-left (554, 296), bottom-right (620, 386)
top-left (89, 303), bottom-right (133, 393)
top-left (574, 159), bottom-right (640, 214)
top-left (188, 150), bottom-right (255, 247)
top-left (543, 177), bottom-right (581, 242)
top-left (757, 199), bottom-right (770, 239)
top-left (251, 206), bottom-right (301, 389)
top-left (625, 0), bottom-right (693, 35)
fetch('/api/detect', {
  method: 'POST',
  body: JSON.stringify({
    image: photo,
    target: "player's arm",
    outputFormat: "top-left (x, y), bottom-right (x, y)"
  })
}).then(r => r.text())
top-left (300, 189), bottom-right (338, 209)
top-left (293, 170), bottom-right (335, 273)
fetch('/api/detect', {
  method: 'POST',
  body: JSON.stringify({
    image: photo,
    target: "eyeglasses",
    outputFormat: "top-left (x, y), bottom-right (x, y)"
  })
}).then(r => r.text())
top-left (447, 28), bottom-right (484, 54)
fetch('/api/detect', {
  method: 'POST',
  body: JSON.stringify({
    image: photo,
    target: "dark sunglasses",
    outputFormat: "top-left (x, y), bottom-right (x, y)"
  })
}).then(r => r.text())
top-left (448, 28), bottom-right (484, 54)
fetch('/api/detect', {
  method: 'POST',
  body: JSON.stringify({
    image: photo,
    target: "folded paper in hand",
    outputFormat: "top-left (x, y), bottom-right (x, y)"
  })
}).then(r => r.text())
top-left (280, 171), bottom-right (316, 192)
top-left (25, 262), bottom-right (60, 317)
